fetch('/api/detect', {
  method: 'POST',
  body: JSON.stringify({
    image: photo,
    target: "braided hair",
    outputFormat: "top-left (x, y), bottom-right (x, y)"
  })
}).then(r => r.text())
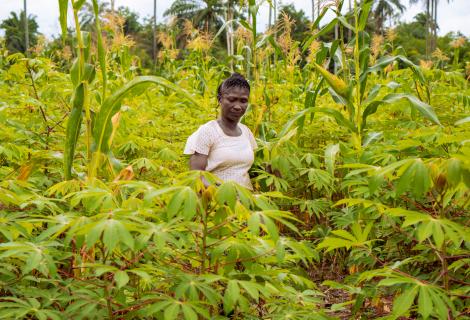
top-left (217, 73), bottom-right (250, 102)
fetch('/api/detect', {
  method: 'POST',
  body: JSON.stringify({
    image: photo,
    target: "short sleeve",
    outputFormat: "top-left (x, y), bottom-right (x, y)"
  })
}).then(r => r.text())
top-left (242, 125), bottom-right (258, 150)
top-left (183, 124), bottom-right (215, 155)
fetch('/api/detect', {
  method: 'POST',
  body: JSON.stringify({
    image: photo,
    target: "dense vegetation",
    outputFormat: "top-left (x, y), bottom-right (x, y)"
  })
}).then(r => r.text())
top-left (0, 0), bottom-right (468, 319)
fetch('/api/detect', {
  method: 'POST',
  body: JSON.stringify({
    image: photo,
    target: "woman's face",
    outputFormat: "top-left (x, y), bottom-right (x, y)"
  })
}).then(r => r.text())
top-left (218, 86), bottom-right (250, 122)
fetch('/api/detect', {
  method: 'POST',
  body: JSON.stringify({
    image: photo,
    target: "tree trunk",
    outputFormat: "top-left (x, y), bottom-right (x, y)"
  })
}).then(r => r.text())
top-left (152, 0), bottom-right (157, 69)
top-left (269, 1), bottom-right (272, 28)
top-left (425, 0), bottom-right (430, 57)
top-left (311, 0), bottom-right (315, 22)
top-left (273, 0), bottom-right (277, 30)
top-left (24, 0), bottom-right (29, 55)
top-left (432, 0), bottom-right (438, 52)
top-left (226, 0), bottom-right (233, 58)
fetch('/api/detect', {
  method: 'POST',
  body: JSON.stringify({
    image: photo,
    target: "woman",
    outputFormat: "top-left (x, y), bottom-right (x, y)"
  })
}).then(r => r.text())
top-left (184, 73), bottom-right (257, 190)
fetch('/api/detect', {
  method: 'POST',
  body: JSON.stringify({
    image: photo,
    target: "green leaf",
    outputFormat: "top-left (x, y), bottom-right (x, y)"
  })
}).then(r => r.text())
top-left (215, 182), bottom-right (237, 210)
top-left (392, 286), bottom-right (418, 316)
top-left (181, 305), bottom-right (197, 320)
top-left (223, 280), bottom-right (240, 314)
top-left (163, 303), bottom-right (180, 320)
top-left (72, 0), bottom-right (87, 10)
top-left (418, 286), bottom-right (432, 319)
top-left (248, 212), bottom-right (261, 236)
top-left (141, 300), bottom-right (172, 316)
top-left (447, 158), bottom-right (462, 185)
top-left (317, 237), bottom-right (354, 252)
top-left (239, 281), bottom-right (260, 302)
top-left (82, 63), bottom-right (96, 83)
top-left (417, 221), bottom-right (433, 243)
top-left (23, 251), bottom-right (42, 274)
top-left (363, 55), bottom-right (425, 84)
top-left (330, 230), bottom-right (356, 242)
top-left (325, 144), bottom-right (340, 176)
top-left (114, 271), bottom-right (129, 289)
top-left (91, 0), bottom-right (107, 99)
top-left (64, 83), bottom-right (85, 180)
top-left (264, 216), bottom-right (279, 241)
top-left (167, 189), bottom-right (185, 218)
top-left (303, 17), bottom-right (337, 52)
top-left (432, 223), bottom-right (444, 248)
top-left (276, 238), bottom-right (286, 263)
top-left (314, 107), bottom-right (356, 132)
top-left (91, 76), bottom-right (200, 175)
top-left (412, 159), bottom-right (431, 197)
top-left (454, 116), bottom-right (470, 126)
top-left (429, 289), bottom-right (449, 319)
top-left (337, 16), bottom-right (354, 30)
top-left (363, 93), bottom-right (441, 129)
top-left (282, 107), bottom-right (355, 135)
top-left (181, 188), bottom-right (198, 220)
top-left (70, 59), bottom-right (79, 86)
top-left (167, 187), bottom-right (198, 220)
top-left (378, 277), bottom-right (415, 287)
top-left (358, 0), bottom-right (373, 30)
top-left (395, 159), bottom-right (431, 197)
top-left (58, 0), bottom-right (68, 41)
top-left (102, 220), bottom-right (120, 252)
top-left (85, 221), bottom-right (104, 249)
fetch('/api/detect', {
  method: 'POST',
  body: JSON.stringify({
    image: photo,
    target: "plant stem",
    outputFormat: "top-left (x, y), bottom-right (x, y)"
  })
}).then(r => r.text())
top-left (353, 0), bottom-right (361, 139)
top-left (200, 207), bottom-right (208, 274)
top-left (72, 2), bottom-right (84, 81)
top-left (104, 284), bottom-right (115, 319)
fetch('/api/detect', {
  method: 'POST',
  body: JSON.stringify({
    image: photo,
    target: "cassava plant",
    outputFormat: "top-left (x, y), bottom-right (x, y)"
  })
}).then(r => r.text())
top-left (0, 0), bottom-right (469, 319)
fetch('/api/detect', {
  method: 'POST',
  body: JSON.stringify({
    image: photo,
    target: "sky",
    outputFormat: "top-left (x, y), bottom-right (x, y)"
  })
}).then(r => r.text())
top-left (0, 0), bottom-right (469, 39)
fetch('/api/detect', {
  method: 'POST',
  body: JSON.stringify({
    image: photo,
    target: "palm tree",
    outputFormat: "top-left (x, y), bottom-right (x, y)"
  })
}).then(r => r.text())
top-left (24, 0), bottom-right (29, 54)
top-left (409, 0), bottom-right (453, 57)
top-left (153, 0), bottom-right (157, 68)
top-left (430, 0), bottom-right (454, 52)
top-left (372, 0), bottom-right (405, 33)
top-left (164, 0), bottom-right (226, 34)
top-left (0, 11), bottom-right (39, 54)
top-left (79, 1), bottom-right (110, 31)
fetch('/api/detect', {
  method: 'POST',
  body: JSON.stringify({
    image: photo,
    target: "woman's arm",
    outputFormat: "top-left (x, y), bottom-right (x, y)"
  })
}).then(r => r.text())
top-left (189, 152), bottom-right (212, 188)
top-left (189, 152), bottom-right (208, 170)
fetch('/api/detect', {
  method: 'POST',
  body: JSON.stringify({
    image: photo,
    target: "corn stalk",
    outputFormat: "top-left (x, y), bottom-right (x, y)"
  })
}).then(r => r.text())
top-left (60, 0), bottom-right (201, 180)
top-left (298, 0), bottom-right (440, 149)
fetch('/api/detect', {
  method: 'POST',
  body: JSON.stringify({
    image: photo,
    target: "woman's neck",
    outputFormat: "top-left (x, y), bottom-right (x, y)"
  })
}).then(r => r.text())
top-left (218, 117), bottom-right (238, 130)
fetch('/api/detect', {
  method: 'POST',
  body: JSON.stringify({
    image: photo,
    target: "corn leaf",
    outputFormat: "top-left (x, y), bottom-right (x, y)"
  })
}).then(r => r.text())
top-left (363, 93), bottom-right (441, 128)
top-left (93, 76), bottom-right (200, 156)
top-left (64, 83), bottom-right (85, 180)
top-left (58, 0), bottom-right (68, 41)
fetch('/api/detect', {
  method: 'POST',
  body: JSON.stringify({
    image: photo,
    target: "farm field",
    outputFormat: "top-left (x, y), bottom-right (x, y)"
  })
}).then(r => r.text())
top-left (0, 0), bottom-right (469, 319)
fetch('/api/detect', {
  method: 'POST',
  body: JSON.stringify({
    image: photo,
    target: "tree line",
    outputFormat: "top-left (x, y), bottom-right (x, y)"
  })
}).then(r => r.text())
top-left (0, 0), bottom-right (468, 69)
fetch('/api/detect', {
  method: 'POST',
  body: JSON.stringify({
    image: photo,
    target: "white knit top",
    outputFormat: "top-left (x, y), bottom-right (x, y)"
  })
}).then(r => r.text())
top-left (184, 120), bottom-right (257, 189)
